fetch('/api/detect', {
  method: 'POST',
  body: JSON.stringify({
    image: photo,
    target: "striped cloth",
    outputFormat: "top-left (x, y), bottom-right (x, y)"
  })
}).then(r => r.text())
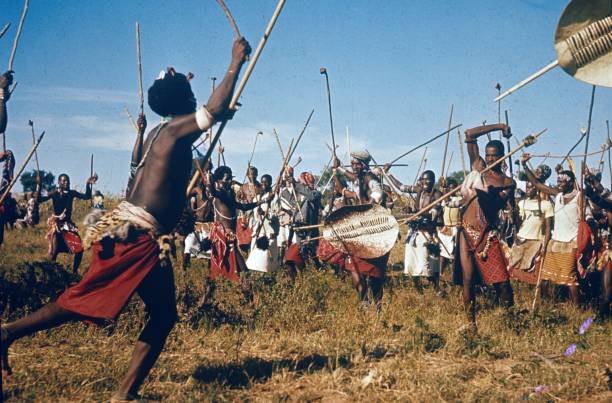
top-left (541, 240), bottom-right (578, 286)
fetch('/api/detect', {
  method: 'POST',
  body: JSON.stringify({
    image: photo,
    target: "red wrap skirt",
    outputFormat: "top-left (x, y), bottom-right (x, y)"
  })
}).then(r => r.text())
top-left (236, 216), bottom-right (252, 247)
top-left (284, 243), bottom-right (304, 266)
top-left (462, 226), bottom-right (509, 285)
top-left (209, 223), bottom-right (245, 283)
top-left (57, 233), bottom-right (160, 321)
top-left (317, 239), bottom-right (387, 278)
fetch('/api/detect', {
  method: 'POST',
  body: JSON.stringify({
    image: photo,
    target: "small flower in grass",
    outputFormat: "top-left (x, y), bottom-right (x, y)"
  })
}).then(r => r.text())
top-left (564, 343), bottom-right (577, 357)
top-left (534, 385), bottom-right (549, 393)
top-left (579, 317), bottom-right (593, 335)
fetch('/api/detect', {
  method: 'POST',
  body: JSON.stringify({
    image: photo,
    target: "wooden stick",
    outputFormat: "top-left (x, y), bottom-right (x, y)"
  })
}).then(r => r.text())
top-left (440, 104), bottom-right (453, 177)
top-left (607, 120), bottom-right (612, 188)
top-left (285, 109), bottom-right (314, 165)
top-left (7, 0), bottom-right (28, 71)
top-left (444, 151), bottom-right (454, 178)
top-left (389, 123), bottom-right (462, 165)
top-left (272, 128), bottom-right (285, 160)
top-left (27, 120), bottom-right (40, 180)
top-left (90, 153), bottom-right (94, 207)
top-left (560, 129), bottom-right (588, 166)
top-left (494, 60), bottom-right (558, 102)
top-left (216, 0), bottom-right (241, 39)
top-left (581, 85), bottom-right (596, 219)
top-left (0, 23), bottom-right (10, 40)
top-left (187, 0), bottom-right (287, 196)
top-left (412, 147), bottom-right (427, 185)
top-left (0, 130), bottom-right (44, 205)
top-left (531, 244), bottom-right (547, 311)
top-left (135, 22), bottom-right (144, 115)
top-left (124, 107), bottom-right (138, 132)
top-left (529, 145), bottom-right (611, 159)
top-left (458, 127), bottom-right (466, 177)
top-left (403, 129), bottom-right (547, 224)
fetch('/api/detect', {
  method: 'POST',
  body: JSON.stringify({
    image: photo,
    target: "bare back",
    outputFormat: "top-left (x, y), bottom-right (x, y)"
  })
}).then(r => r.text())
top-left (127, 124), bottom-right (199, 232)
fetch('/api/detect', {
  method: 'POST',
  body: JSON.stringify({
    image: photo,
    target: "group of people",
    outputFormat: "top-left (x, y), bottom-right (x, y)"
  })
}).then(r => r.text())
top-left (0, 35), bottom-right (610, 401)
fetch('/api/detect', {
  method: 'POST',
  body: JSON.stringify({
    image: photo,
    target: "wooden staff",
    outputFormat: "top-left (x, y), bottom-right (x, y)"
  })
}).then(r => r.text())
top-left (529, 145), bottom-right (611, 159)
top-left (7, 0), bottom-right (28, 71)
top-left (216, 0), bottom-right (241, 39)
top-left (389, 124), bottom-right (462, 165)
top-left (581, 85), bottom-right (596, 218)
top-left (242, 130), bottom-right (262, 183)
top-left (531, 243), bottom-right (548, 311)
top-left (27, 120), bottom-right (40, 181)
top-left (287, 109), bottom-right (314, 164)
top-left (607, 120), bottom-right (612, 188)
top-left (440, 104), bottom-right (453, 177)
top-left (403, 129), bottom-right (547, 224)
top-left (444, 151), bottom-right (454, 178)
top-left (560, 128), bottom-right (588, 166)
top-left (124, 107), bottom-right (138, 132)
top-left (0, 130), bottom-right (44, 205)
top-left (0, 23), bottom-right (10, 40)
top-left (186, 0), bottom-right (287, 197)
top-left (457, 127), bottom-right (466, 177)
top-left (412, 147), bottom-right (427, 186)
top-left (135, 22), bottom-right (144, 115)
top-left (89, 154), bottom-right (94, 207)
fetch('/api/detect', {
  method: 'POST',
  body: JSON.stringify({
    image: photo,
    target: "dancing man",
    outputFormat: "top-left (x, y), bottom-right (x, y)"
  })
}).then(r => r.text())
top-left (2, 37), bottom-right (252, 401)
top-left (458, 124), bottom-right (515, 332)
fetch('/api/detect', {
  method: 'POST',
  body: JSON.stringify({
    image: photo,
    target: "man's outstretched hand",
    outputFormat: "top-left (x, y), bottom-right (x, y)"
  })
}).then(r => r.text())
top-left (136, 113), bottom-right (147, 135)
top-left (87, 173), bottom-right (99, 185)
top-left (232, 37), bottom-right (252, 65)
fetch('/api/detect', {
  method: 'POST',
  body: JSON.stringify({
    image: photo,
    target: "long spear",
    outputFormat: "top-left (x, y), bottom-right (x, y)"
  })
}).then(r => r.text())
top-left (440, 104), bottom-right (453, 177)
top-left (135, 22), bottom-right (144, 115)
top-left (187, 0), bottom-right (286, 196)
top-left (389, 124), bottom-right (462, 165)
top-left (0, 23), bottom-right (10, 40)
top-left (404, 129), bottom-right (547, 224)
top-left (27, 120), bottom-right (40, 181)
top-left (0, 130), bottom-right (44, 205)
top-left (7, 0), bottom-right (28, 71)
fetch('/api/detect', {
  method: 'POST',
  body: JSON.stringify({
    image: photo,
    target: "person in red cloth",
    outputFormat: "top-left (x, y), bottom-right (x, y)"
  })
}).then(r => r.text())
top-left (1, 37), bottom-right (252, 401)
top-left (199, 165), bottom-right (267, 307)
top-left (324, 150), bottom-right (388, 308)
top-left (284, 171), bottom-right (323, 278)
top-left (459, 124), bottom-right (515, 332)
top-left (38, 173), bottom-right (97, 274)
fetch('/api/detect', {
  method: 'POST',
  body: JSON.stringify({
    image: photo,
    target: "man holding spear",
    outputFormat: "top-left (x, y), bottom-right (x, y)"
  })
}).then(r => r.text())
top-left (1, 37), bottom-right (252, 401)
top-left (459, 124), bottom-right (515, 331)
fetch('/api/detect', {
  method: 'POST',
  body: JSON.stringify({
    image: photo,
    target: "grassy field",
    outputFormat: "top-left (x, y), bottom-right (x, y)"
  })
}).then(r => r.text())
top-left (1, 198), bottom-right (611, 402)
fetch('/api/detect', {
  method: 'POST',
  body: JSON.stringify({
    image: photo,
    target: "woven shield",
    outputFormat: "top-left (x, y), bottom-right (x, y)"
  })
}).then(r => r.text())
top-left (322, 204), bottom-right (399, 259)
top-left (555, 0), bottom-right (612, 87)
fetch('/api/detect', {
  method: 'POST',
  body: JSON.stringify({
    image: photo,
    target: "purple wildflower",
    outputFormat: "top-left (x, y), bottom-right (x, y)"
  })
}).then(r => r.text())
top-left (564, 343), bottom-right (577, 357)
top-left (534, 385), bottom-right (549, 393)
top-left (579, 317), bottom-right (593, 335)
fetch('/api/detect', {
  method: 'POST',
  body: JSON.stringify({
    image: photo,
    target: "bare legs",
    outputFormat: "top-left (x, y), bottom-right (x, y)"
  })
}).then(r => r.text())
top-left (49, 233), bottom-right (83, 274)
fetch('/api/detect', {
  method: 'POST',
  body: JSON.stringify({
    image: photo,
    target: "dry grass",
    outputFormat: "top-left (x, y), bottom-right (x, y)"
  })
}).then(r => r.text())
top-left (1, 198), bottom-right (611, 402)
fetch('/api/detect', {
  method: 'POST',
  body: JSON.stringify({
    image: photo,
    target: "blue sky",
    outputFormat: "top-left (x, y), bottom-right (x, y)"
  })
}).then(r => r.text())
top-left (2, 0), bottom-right (611, 193)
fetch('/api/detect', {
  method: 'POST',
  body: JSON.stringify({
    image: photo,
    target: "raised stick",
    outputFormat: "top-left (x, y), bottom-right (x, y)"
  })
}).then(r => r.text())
top-left (607, 120), bottom-right (612, 188)
top-left (124, 107), bottom-right (138, 132)
top-left (27, 120), bottom-right (40, 181)
top-left (216, 0), bottom-right (241, 39)
top-left (135, 22), bottom-right (144, 115)
top-left (0, 23), bottom-right (10, 40)
top-left (494, 60), bottom-right (558, 102)
top-left (90, 153), bottom-right (94, 207)
top-left (560, 128), bottom-right (588, 166)
top-left (412, 147), bottom-right (427, 185)
top-left (187, 0), bottom-right (287, 196)
top-left (403, 129), bottom-right (547, 224)
top-left (8, 0), bottom-right (29, 71)
top-left (458, 127), bottom-right (466, 177)
top-left (0, 130), bottom-right (44, 205)
top-left (440, 104), bottom-right (453, 177)
top-left (389, 124), bottom-right (462, 165)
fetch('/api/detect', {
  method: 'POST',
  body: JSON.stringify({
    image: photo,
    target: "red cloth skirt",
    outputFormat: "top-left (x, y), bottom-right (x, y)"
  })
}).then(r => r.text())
top-left (317, 239), bottom-right (387, 278)
top-left (284, 243), bottom-right (304, 266)
top-left (57, 233), bottom-right (160, 321)
top-left (463, 227), bottom-right (509, 285)
top-left (236, 216), bottom-right (252, 247)
top-left (209, 223), bottom-right (245, 283)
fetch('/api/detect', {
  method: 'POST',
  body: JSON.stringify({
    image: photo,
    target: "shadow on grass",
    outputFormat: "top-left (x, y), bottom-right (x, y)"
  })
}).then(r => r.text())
top-left (192, 353), bottom-right (351, 389)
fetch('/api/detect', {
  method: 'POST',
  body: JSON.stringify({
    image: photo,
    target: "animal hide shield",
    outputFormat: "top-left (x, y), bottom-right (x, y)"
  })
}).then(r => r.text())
top-left (322, 204), bottom-right (399, 259)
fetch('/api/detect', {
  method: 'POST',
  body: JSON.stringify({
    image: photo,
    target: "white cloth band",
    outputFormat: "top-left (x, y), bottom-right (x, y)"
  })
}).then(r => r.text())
top-left (195, 106), bottom-right (214, 131)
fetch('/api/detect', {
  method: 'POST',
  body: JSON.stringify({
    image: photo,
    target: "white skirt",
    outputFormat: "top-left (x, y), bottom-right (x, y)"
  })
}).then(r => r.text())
top-left (404, 231), bottom-right (439, 277)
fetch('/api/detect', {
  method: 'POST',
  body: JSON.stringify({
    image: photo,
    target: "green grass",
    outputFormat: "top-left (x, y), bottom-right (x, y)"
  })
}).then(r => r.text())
top-left (1, 198), bottom-right (611, 402)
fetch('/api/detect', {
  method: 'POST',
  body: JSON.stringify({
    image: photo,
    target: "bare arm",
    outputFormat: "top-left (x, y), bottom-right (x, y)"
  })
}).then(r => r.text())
top-left (521, 154), bottom-right (558, 196)
top-left (166, 38), bottom-right (251, 142)
top-left (0, 71), bottom-right (13, 134)
top-left (130, 113), bottom-right (147, 169)
top-left (465, 124), bottom-right (508, 170)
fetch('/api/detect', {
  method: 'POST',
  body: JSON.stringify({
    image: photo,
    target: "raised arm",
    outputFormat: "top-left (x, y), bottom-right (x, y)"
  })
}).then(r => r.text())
top-left (73, 174), bottom-right (97, 200)
top-left (166, 38), bottom-right (251, 141)
top-left (520, 153), bottom-right (558, 196)
top-left (130, 113), bottom-right (147, 171)
top-left (465, 124), bottom-right (508, 170)
top-left (0, 71), bottom-right (13, 134)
